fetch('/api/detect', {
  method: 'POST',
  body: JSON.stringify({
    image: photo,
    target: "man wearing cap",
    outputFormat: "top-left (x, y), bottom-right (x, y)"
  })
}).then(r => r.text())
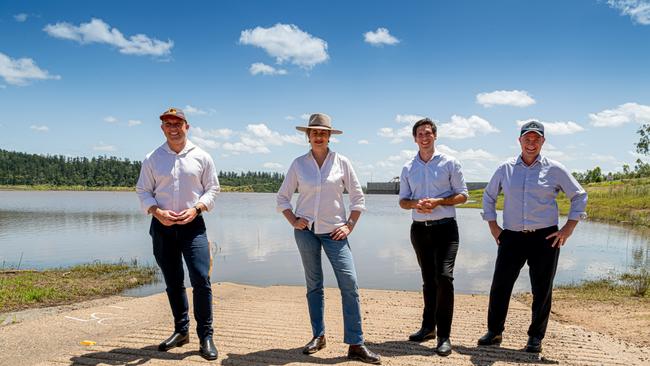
top-left (398, 118), bottom-right (468, 356)
top-left (478, 121), bottom-right (587, 353)
top-left (136, 107), bottom-right (220, 360)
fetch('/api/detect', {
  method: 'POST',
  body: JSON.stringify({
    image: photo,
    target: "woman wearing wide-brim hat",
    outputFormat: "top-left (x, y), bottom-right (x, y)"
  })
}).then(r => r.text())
top-left (276, 113), bottom-right (381, 364)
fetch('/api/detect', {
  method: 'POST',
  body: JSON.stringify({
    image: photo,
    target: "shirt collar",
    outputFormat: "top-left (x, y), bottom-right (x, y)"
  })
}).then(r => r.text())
top-left (516, 154), bottom-right (542, 167)
top-left (308, 149), bottom-right (334, 160)
top-left (416, 150), bottom-right (441, 164)
top-left (161, 139), bottom-right (196, 155)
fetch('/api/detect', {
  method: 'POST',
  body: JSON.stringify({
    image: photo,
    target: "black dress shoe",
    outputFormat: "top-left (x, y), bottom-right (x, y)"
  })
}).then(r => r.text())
top-left (200, 337), bottom-right (218, 360)
top-left (477, 331), bottom-right (502, 346)
top-left (525, 336), bottom-right (542, 353)
top-left (348, 344), bottom-right (381, 364)
top-left (408, 327), bottom-right (435, 342)
top-left (435, 337), bottom-right (452, 356)
top-left (302, 335), bottom-right (326, 354)
top-left (158, 332), bottom-right (189, 351)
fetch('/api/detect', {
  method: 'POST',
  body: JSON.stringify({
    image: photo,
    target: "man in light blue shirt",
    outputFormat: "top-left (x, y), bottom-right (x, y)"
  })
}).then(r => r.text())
top-left (478, 121), bottom-right (587, 353)
top-left (399, 118), bottom-right (468, 356)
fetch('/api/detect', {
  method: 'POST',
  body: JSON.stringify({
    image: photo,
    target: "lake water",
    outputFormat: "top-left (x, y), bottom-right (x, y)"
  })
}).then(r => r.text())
top-left (1, 191), bottom-right (648, 296)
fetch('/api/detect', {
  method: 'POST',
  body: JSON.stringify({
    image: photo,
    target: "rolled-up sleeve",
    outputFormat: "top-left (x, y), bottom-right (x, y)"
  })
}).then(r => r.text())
top-left (135, 158), bottom-right (158, 214)
top-left (276, 160), bottom-right (298, 212)
top-left (451, 160), bottom-right (469, 197)
top-left (198, 155), bottom-right (220, 212)
top-left (398, 166), bottom-right (412, 201)
top-left (342, 158), bottom-right (366, 212)
top-left (481, 165), bottom-right (502, 221)
top-left (557, 166), bottom-right (588, 221)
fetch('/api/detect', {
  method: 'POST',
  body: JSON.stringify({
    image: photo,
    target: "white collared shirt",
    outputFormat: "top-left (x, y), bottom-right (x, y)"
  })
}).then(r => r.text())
top-left (276, 150), bottom-right (366, 234)
top-left (399, 151), bottom-right (468, 221)
top-left (136, 140), bottom-right (220, 214)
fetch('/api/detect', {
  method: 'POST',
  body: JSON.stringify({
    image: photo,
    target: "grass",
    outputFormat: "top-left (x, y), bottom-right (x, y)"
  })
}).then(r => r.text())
top-left (0, 260), bottom-right (158, 313)
top-left (460, 177), bottom-right (650, 228)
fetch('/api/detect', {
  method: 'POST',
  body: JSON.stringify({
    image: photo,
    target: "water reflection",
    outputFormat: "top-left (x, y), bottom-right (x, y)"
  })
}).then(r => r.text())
top-left (1, 191), bottom-right (648, 296)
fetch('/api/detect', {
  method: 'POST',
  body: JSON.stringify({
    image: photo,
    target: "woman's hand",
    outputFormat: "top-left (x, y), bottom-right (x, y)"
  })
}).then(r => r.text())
top-left (292, 217), bottom-right (309, 230)
top-left (330, 224), bottom-right (352, 241)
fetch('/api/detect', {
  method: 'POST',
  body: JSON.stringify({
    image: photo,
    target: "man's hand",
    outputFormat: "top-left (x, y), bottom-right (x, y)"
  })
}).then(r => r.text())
top-left (415, 198), bottom-right (441, 213)
top-left (546, 220), bottom-right (578, 248)
top-left (331, 224), bottom-right (352, 241)
top-left (153, 208), bottom-right (180, 226)
top-left (174, 207), bottom-right (199, 225)
top-left (488, 220), bottom-right (503, 245)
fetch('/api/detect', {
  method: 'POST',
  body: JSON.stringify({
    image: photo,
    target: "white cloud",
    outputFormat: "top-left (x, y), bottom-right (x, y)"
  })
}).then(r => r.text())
top-left (93, 142), bottom-right (116, 152)
top-left (0, 52), bottom-right (60, 86)
top-left (184, 105), bottom-right (209, 115)
top-left (247, 123), bottom-right (306, 145)
top-left (284, 115), bottom-right (296, 120)
top-left (204, 123), bottom-right (307, 155)
top-left (438, 115), bottom-right (499, 139)
top-left (437, 144), bottom-right (499, 161)
top-left (377, 125), bottom-right (412, 144)
top-left (395, 114), bottom-right (425, 124)
top-left (30, 125), bottom-right (49, 132)
top-left (263, 162), bottom-right (283, 169)
top-left (127, 119), bottom-right (142, 127)
top-left (358, 139), bottom-right (369, 145)
top-left (192, 136), bottom-right (221, 150)
top-left (364, 27), bottom-right (400, 46)
top-left (239, 23), bottom-right (328, 69)
top-left (300, 113), bottom-right (310, 120)
top-left (589, 102), bottom-right (650, 127)
top-left (249, 62), bottom-right (288, 76)
top-left (607, 0), bottom-right (650, 25)
top-left (377, 150), bottom-right (416, 168)
top-left (516, 119), bottom-right (585, 135)
top-left (476, 90), bottom-right (536, 107)
top-left (14, 13), bottom-right (28, 22)
top-left (222, 141), bottom-right (270, 154)
top-left (192, 126), bottom-right (233, 139)
top-left (104, 116), bottom-right (118, 123)
top-left (43, 18), bottom-right (173, 57)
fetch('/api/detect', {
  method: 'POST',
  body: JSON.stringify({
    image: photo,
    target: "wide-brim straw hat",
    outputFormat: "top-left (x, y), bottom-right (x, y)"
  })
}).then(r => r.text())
top-left (295, 113), bottom-right (343, 134)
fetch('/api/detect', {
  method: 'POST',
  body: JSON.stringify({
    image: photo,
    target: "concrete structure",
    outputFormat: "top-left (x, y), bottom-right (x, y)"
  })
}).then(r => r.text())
top-left (367, 179), bottom-right (487, 194)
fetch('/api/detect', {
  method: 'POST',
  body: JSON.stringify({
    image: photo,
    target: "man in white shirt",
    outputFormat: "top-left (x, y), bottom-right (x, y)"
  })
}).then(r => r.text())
top-left (136, 107), bottom-right (220, 360)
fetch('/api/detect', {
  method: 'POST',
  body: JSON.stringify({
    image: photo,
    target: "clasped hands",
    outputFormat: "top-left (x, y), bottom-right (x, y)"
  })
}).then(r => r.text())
top-left (153, 207), bottom-right (198, 226)
top-left (415, 198), bottom-right (442, 214)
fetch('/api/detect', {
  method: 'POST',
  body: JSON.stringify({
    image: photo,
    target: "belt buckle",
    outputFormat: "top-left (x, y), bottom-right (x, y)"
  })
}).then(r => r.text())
top-left (522, 229), bottom-right (536, 233)
top-left (424, 220), bottom-right (433, 227)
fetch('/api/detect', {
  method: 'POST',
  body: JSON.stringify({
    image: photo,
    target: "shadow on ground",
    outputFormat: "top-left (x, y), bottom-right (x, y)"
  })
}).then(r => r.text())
top-left (69, 345), bottom-right (198, 365)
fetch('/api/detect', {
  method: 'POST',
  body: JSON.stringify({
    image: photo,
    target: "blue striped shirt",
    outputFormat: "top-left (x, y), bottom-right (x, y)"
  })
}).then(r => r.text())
top-left (481, 155), bottom-right (588, 231)
top-left (399, 152), bottom-right (468, 221)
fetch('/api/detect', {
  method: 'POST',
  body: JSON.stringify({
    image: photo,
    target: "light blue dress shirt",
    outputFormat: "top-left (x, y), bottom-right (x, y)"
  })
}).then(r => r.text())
top-left (399, 151), bottom-right (469, 221)
top-left (481, 155), bottom-right (588, 231)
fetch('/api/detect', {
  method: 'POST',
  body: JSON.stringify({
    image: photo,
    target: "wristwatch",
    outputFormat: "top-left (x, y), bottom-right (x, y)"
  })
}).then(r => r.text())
top-left (194, 205), bottom-right (202, 215)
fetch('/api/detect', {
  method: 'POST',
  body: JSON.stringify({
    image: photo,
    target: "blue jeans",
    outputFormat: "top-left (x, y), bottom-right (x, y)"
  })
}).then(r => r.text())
top-left (294, 228), bottom-right (364, 345)
top-left (150, 216), bottom-right (213, 340)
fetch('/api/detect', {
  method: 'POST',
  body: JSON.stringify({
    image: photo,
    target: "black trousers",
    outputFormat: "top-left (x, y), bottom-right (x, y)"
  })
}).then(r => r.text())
top-left (487, 226), bottom-right (560, 339)
top-left (410, 218), bottom-right (459, 338)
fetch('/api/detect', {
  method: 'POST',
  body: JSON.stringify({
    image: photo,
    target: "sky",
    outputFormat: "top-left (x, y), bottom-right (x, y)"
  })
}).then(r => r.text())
top-left (1, 0), bottom-right (650, 183)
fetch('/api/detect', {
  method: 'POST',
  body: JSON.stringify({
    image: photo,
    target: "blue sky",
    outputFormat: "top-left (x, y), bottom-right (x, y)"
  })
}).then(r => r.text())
top-left (1, 0), bottom-right (650, 183)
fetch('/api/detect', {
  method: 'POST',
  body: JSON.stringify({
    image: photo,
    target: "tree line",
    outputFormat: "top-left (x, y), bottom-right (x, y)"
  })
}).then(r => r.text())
top-left (0, 149), bottom-right (284, 191)
top-left (572, 124), bottom-right (650, 183)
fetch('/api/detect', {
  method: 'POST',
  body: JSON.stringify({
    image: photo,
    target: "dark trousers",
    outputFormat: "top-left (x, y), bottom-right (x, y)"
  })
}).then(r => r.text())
top-left (410, 218), bottom-right (459, 338)
top-left (487, 226), bottom-right (560, 339)
top-left (150, 216), bottom-right (213, 340)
